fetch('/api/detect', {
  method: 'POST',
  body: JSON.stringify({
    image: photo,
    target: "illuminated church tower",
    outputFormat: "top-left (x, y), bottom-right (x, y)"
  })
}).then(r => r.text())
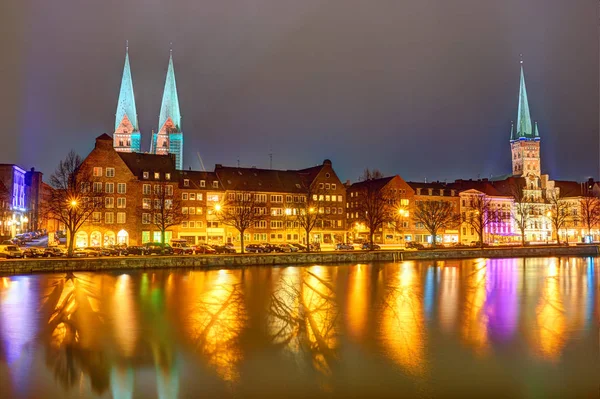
top-left (113, 43), bottom-right (141, 152)
top-left (151, 49), bottom-right (183, 169)
top-left (510, 60), bottom-right (541, 179)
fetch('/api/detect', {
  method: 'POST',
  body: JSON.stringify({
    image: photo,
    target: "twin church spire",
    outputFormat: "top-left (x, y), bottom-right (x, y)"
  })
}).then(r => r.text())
top-left (113, 44), bottom-right (183, 170)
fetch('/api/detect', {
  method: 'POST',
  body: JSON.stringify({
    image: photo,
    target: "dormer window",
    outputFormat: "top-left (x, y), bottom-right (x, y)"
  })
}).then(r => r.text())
top-left (428, 188), bottom-right (433, 195)
top-left (184, 179), bottom-right (189, 187)
top-left (154, 172), bottom-right (160, 179)
top-left (200, 180), bottom-right (205, 187)
top-left (213, 181), bottom-right (219, 188)
top-left (165, 173), bottom-right (171, 180)
top-left (143, 171), bottom-right (149, 179)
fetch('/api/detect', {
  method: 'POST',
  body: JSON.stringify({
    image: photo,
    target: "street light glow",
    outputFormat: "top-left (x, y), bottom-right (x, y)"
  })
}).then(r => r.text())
top-left (70, 200), bottom-right (78, 207)
top-left (215, 204), bottom-right (222, 211)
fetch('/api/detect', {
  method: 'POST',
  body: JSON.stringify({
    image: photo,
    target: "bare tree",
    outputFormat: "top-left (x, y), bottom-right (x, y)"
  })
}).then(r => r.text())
top-left (547, 190), bottom-right (572, 244)
top-left (45, 151), bottom-right (105, 256)
top-left (354, 169), bottom-right (400, 249)
top-left (461, 194), bottom-right (499, 248)
top-left (508, 179), bottom-right (531, 246)
top-left (214, 191), bottom-right (265, 254)
top-left (293, 184), bottom-right (326, 252)
top-left (140, 180), bottom-right (186, 245)
top-left (413, 200), bottom-right (460, 248)
top-left (579, 194), bottom-right (600, 241)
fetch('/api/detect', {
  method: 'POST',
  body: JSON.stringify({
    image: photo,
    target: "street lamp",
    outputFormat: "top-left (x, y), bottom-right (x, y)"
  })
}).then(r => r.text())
top-left (70, 200), bottom-right (78, 207)
top-left (215, 204), bottom-right (222, 212)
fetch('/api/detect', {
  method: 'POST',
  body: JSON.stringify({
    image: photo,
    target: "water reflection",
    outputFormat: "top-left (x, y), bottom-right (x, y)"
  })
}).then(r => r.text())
top-left (0, 257), bottom-right (598, 398)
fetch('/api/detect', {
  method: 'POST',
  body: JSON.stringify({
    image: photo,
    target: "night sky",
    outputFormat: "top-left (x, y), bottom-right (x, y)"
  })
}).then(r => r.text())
top-left (1, 0), bottom-right (598, 183)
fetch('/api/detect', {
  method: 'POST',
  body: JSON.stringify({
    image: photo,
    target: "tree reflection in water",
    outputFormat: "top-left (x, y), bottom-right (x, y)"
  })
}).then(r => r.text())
top-left (185, 269), bottom-right (247, 383)
top-left (267, 266), bottom-right (340, 388)
top-left (38, 272), bottom-right (111, 394)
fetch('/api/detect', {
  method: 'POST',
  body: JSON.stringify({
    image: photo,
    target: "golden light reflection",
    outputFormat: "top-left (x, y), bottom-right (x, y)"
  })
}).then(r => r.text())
top-left (112, 274), bottom-right (138, 358)
top-left (461, 261), bottom-right (489, 356)
top-left (302, 266), bottom-right (339, 377)
top-left (381, 263), bottom-right (426, 376)
top-left (185, 270), bottom-right (246, 382)
top-left (347, 265), bottom-right (368, 340)
top-left (532, 261), bottom-right (566, 361)
top-left (439, 267), bottom-right (459, 334)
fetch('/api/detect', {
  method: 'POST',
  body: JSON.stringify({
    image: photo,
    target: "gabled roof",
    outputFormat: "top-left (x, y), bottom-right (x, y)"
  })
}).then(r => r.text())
top-left (115, 47), bottom-right (138, 132)
top-left (117, 152), bottom-right (177, 178)
top-left (347, 176), bottom-right (395, 192)
top-left (215, 166), bottom-right (308, 193)
top-left (179, 170), bottom-right (223, 190)
top-left (554, 180), bottom-right (586, 197)
top-left (96, 133), bottom-right (112, 141)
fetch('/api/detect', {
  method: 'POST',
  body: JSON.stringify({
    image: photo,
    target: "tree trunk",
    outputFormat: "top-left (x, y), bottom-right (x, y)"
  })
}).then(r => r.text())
top-left (369, 229), bottom-right (374, 250)
top-left (161, 229), bottom-right (166, 244)
top-left (521, 230), bottom-right (526, 247)
top-left (430, 230), bottom-right (437, 249)
top-left (240, 229), bottom-right (245, 254)
top-left (478, 229), bottom-right (484, 249)
top-left (67, 227), bottom-right (75, 257)
top-left (306, 228), bottom-right (311, 252)
top-left (554, 226), bottom-right (560, 245)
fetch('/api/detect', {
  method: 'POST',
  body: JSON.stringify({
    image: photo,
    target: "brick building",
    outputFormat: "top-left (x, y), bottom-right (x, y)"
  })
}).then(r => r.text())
top-left (71, 134), bottom-right (347, 248)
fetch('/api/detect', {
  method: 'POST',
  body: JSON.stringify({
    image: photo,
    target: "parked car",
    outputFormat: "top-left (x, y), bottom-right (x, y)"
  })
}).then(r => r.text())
top-left (126, 246), bottom-right (148, 256)
top-left (245, 244), bottom-right (265, 253)
top-left (406, 242), bottom-right (425, 250)
top-left (335, 243), bottom-right (354, 251)
top-left (195, 244), bottom-right (217, 254)
top-left (260, 243), bottom-right (281, 253)
top-left (44, 247), bottom-right (67, 257)
top-left (21, 246), bottom-right (45, 258)
top-left (362, 243), bottom-right (381, 250)
top-left (280, 243), bottom-right (298, 252)
top-left (105, 245), bottom-right (128, 256)
top-left (144, 242), bottom-right (174, 255)
top-left (0, 245), bottom-right (24, 259)
top-left (72, 248), bottom-right (90, 257)
top-left (171, 241), bottom-right (195, 255)
top-left (82, 247), bottom-right (102, 257)
top-left (211, 245), bottom-right (236, 254)
top-left (290, 243), bottom-right (307, 251)
top-left (309, 242), bottom-right (321, 251)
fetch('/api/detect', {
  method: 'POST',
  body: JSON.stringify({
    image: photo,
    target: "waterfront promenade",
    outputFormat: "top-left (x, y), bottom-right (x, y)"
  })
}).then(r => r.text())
top-left (0, 245), bottom-right (597, 275)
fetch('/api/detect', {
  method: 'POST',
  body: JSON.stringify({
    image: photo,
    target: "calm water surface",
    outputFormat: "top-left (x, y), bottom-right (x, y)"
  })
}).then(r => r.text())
top-left (1, 258), bottom-right (599, 398)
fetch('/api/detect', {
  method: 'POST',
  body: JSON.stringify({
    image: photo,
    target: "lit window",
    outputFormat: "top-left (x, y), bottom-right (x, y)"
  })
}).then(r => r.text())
top-left (117, 212), bottom-right (126, 224)
top-left (117, 197), bottom-right (126, 208)
top-left (190, 193), bottom-right (196, 200)
top-left (105, 183), bottom-right (114, 194)
top-left (200, 180), bottom-right (205, 187)
top-left (143, 184), bottom-right (151, 195)
top-left (332, 184), bottom-right (336, 190)
top-left (182, 193), bottom-right (188, 200)
top-left (105, 212), bottom-right (114, 224)
top-left (197, 193), bottom-right (203, 201)
top-left (105, 197), bottom-right (114, 208)
top-left (213, 181), bottom-right (219, 188)
top-left (154, 172), bottom-right (160, 179)
top-left (93, 167), bottom-right (102, 177)
top-left (143, 172), bottom-right (149, 179)
top-left (165, 173), bottom-right (171, 180)
top-left (184, 179), bottom-right (189, 187)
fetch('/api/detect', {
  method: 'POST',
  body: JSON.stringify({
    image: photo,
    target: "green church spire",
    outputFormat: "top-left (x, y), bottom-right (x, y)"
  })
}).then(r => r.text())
top-left (158, 49), bottom-right (181, 132)
top-left (115, 43), bottom-right (138, 132)
top-left (513, 61), bottom-right (534, 140)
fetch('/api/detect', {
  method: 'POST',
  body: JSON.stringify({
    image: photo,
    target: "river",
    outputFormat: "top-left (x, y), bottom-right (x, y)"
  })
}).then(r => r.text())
top-left (0, 257), bottom-right (598, 398)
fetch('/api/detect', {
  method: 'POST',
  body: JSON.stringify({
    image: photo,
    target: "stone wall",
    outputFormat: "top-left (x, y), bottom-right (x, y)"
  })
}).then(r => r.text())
top-left (0, 245), bottom-right (598, 275)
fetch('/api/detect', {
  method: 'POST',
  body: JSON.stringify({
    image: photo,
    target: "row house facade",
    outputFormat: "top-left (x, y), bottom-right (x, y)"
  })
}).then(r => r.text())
top-left (408, 182), bottom-right (461, 244)
top-left (0, 164), bottom-right (44, 239)
top-left (72, 135), bottom-right (347, 247)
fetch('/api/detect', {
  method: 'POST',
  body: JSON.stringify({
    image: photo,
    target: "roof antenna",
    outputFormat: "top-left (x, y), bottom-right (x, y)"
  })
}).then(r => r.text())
top-left (237, 156), bottom-right (240, 168)
top-left (269, 149), bottom-right (273, 169)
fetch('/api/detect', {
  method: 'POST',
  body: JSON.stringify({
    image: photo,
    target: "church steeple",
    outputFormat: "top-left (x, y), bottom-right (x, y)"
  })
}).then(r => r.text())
top-left (158, 48), bottom-right (181, 132)
top-left (151, 46), bottom-right (183, 169)
top-left (510, 58), bottom-right (541, 178)
top-left (114, 42), bottom-right (141, 152)
top-left (513, 60), bottom-right (534, 140)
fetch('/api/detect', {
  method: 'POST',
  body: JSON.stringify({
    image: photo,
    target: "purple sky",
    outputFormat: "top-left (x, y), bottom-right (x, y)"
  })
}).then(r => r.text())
top-left (1, 0), bottom-right (597, 182)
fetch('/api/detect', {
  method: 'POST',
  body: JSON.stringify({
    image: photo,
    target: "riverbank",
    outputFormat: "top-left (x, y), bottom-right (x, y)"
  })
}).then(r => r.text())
top-left (0, 245), bottom-right (598, 275)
